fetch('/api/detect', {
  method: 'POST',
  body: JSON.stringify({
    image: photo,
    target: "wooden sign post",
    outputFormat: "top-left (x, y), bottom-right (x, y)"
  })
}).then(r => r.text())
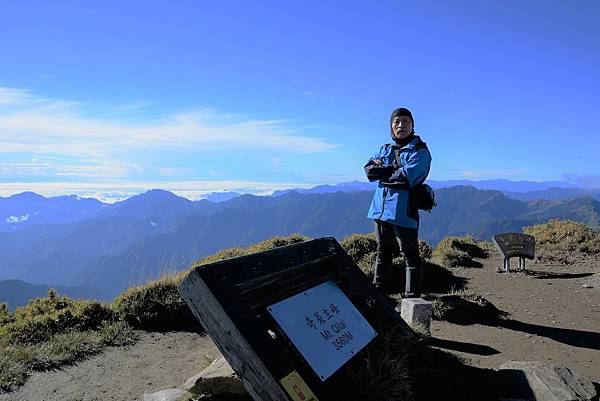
top-left (492, 232), bottom-right (535, 272)
top-left (178, 237), bottom-right (421, 401)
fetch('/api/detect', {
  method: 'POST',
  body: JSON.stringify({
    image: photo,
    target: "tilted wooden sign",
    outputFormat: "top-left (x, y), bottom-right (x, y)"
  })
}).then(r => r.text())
top-left (178, 237), bottom-right (421, 401)
top-left (492, 232), bottom-right (535, 272)
top-left (267, 280), bottom-right (378, 381)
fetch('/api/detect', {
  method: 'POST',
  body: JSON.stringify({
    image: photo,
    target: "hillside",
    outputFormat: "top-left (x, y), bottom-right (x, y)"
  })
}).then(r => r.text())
top-left (0, 221), bottom-right (598, 400)
top-left (0, 280), bottom-right (99, 310)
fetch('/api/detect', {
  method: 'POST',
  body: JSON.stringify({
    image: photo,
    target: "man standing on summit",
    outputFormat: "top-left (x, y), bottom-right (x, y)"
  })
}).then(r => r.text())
top-left (364, 107), bottom-right (432, 297)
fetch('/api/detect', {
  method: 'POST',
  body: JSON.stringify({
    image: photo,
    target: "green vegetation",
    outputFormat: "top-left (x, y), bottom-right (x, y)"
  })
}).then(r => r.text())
top-left (340, 232), bottom-right (433, 277)
top-left (524, 219), bottom-right (600, 254)
top-left (426, 290), bottom-right (506, 325)
top-left (193, 234), bottom-right (310, 267)
top-left (0, 292), bottom-right (136, 392)
top-left (432, 235), bottom-right (488, 268)
top-left (113, 275), bottom-right (191, 331)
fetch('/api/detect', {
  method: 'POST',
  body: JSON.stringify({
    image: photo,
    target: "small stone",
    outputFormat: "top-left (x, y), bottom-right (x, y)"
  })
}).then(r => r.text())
top-left (498, 361), bottom-right (596, 401)
top-left (143, 388), bottom-right (186, 401)
top-left (183, 356), bottom-right (247, 396)
top-left (398, 298), bottom-right (432, 333)
top-left (582, 284), bottom-right (593, 289)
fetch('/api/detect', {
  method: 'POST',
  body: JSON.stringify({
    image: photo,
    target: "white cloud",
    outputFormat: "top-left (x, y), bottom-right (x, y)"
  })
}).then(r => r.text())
top-left (0, 159), bottom-right (140, 179)
top-left (562, 174), bottom-right (600, 188)
top-left (0, 87), bottom-right (38, 106)
top-left (6, 214), bottom-right (29, 223)
top-left (0, 86), bottom-right (339, 157)
top-left (0, 180), bottom-right (317, 203)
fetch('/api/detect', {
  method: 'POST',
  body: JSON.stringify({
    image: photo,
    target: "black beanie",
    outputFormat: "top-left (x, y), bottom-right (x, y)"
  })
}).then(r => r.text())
top-left (390, 107), bottom-right (415, 132)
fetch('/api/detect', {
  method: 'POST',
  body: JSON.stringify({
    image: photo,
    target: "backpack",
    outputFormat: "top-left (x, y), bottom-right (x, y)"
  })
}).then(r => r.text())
top-left (395, 140), bottom-right (436, 212)
top-left (413, 182), bottom-right (436, 212)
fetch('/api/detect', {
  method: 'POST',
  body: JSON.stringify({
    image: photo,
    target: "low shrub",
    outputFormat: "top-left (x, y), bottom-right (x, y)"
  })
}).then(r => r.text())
top-left (193, 234), bottom-right (310, 267)
top-left (0, 321), bottom-right (137, 392)
top-left (0, 353), bottom-right (26, 393)
top-left (341, 233), bottom-right (378, 262)
top-left (113, 275), bottom-right (194, 331)
top-left (340, 233), bottom-right (433, 278)
top-left (116, 234), bottom-right (311, 331)
top-left (0, 291), bottom-right (114, 345)
top-left (247, 234), bottom-right (310, 253)
top-left (524, 219), bottom-right (600, 254)
top-left (0, 304), bottom-right (12, 327)
top-left (432, 236), bottom-right (488, 268)
top-left (426, 290), bottom-right (507, 325)
top-left (418, 240), bottom-right (433, 261)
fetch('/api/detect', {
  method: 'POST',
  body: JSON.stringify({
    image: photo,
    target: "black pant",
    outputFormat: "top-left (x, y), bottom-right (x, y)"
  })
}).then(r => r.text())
top-left (373, 220), bottom-right (422, 296)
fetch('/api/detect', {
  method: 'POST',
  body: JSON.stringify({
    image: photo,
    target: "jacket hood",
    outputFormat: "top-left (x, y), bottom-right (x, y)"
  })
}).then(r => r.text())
top-left (390, 134), bottom-right (422, 149)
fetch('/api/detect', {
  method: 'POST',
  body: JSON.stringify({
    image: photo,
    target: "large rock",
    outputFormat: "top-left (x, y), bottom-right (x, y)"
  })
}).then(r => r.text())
top-left (498, 361), bottom-right (597, 401)
top-left (183, 356), bottom-right (248, 398)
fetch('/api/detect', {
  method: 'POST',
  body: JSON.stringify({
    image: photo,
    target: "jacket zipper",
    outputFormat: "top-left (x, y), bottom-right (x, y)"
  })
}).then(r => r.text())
top-left (379, 186), bottom-right (387, 219)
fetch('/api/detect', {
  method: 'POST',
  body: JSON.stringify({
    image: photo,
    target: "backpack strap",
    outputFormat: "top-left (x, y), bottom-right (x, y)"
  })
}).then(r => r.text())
top-left (393, 138), bottom-right (428, 186)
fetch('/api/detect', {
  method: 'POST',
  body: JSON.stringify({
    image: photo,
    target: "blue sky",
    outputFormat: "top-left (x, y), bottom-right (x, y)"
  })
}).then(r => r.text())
top-left (1, 0), bottom-right (599, 201)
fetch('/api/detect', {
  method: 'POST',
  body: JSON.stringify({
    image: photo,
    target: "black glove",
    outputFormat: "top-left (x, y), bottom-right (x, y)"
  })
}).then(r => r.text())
top-left (381, 167), bottom-right (409, 188)
top-left (365, 164), bottom-right (395, 182)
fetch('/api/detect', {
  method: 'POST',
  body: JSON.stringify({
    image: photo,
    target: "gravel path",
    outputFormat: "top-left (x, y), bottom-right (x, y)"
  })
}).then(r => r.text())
top-left (0, 331), bottom-right (219, 401)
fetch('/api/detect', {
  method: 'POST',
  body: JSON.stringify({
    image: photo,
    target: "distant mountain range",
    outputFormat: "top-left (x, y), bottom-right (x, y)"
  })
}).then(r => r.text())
top-left (4, 180), bottom-right (594, 233)
top-left (1, 183), bottom-right (599, 303)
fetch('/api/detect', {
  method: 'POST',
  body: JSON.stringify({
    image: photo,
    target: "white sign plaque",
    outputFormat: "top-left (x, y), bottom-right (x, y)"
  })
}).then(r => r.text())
top-left (267, 280), bottom-right (377, 381)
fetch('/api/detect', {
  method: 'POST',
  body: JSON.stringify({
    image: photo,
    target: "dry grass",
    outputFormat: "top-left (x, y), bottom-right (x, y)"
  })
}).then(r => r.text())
top-left (426, 289), bottom-right (507, 325)
top-left (340, 232), bottom-right (433, 278)
top-left (524, 219), bottom-right (600, 254)
top-left (334, 328), bottom-right (415, 401)
top-left (432, 236), bottom-right (488, 268)
top-left (0, 321), bottom-right (137, 392)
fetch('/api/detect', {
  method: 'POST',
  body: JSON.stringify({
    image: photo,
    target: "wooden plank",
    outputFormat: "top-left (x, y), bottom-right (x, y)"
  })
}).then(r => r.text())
top-left (178, 269), bottom-right (292, 401)
top-left (199, 238), bottom-right (337, 286)
top-left (236, 254), bottom-right (335, 294)
top-left (179, 237), bottom-right (433, 401)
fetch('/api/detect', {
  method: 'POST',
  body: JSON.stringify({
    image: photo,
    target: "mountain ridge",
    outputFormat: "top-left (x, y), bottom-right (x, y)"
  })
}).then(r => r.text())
top-left (2, 185), bottom-right (600, 301)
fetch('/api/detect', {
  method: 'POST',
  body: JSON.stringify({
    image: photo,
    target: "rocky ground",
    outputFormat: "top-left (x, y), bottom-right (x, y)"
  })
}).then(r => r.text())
top-left (430, 250), bottom-right (600, 384)
top-left (1, 250), bottom-right (598, 400)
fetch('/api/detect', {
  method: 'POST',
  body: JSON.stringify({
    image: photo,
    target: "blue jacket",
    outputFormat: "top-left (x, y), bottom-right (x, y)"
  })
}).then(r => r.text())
top-left (365, 135), bottom-right (432, 229)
